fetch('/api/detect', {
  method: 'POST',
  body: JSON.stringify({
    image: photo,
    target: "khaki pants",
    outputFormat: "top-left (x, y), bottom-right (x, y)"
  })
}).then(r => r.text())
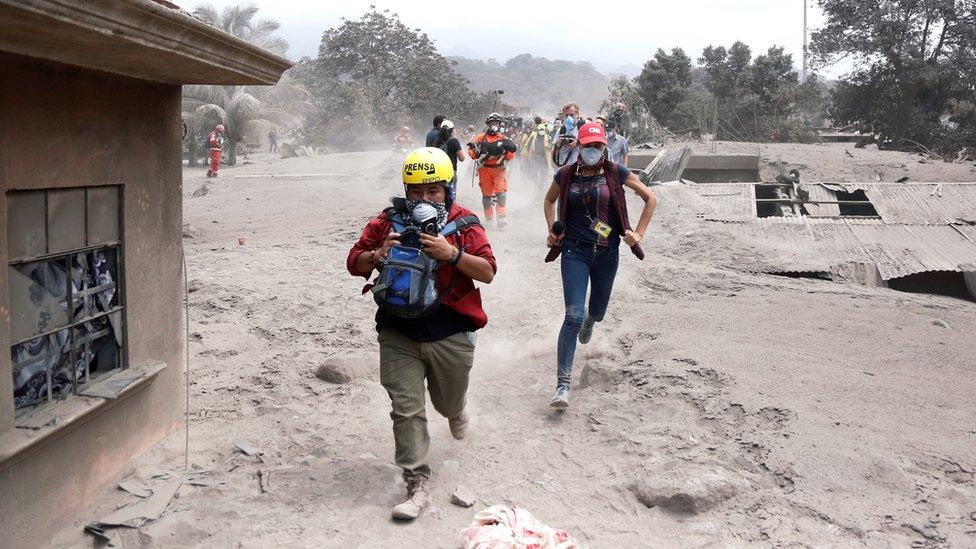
top-left (378, 328), bottom-right (476, 479)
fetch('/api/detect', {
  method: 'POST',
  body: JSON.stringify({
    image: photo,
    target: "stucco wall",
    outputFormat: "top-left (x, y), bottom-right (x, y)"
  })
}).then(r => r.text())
top-left (0, 51), bottom-right (184, 546)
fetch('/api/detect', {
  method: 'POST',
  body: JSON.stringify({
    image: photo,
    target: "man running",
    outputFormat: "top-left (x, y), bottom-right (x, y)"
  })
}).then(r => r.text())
top-left (347, 147), bottom-right (496, 519)
top-left (468, 113), bottom-right (517, 227)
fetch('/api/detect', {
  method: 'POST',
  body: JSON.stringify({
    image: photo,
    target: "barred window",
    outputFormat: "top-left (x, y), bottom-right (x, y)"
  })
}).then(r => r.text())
top-left (7, 186), bottom-right (125, 412)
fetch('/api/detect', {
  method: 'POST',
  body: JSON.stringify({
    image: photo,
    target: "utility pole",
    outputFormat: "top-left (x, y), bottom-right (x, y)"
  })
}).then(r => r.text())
top-left (802, 0), bottom-right (808, 82)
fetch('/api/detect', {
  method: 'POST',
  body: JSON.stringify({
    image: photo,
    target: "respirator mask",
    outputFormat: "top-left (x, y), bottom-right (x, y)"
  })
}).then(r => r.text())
top-left (579, 147), bottom-right (604, 167)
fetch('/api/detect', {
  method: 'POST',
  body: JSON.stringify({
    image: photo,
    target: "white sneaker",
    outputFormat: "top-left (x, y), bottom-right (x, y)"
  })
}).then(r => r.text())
top-left (550, 386), bottom-right (569, 409)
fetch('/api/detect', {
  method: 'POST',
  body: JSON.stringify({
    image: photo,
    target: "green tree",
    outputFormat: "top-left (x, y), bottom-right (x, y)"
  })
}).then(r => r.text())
top-left (303, 8), bottom-right (477, 149)
top-left (694, 43), bottom-right (812, 142)
top-left (812, 0), bottom-right (976, 150)
top-left (636, 48), bottom-right (699, 133)
top-left (699, 41), bottom-right (752, 101)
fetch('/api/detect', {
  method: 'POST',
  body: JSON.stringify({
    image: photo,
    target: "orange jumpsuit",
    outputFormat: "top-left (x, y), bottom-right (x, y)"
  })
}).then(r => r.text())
top-left (207, 129), bottom-right (222, 176)
top-left (468, 132), bottom-right (516, 220)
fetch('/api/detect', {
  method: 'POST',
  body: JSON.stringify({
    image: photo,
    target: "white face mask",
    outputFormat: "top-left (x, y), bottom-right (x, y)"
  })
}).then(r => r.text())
top-left (489, 125), bottom-right (500, 133)
top-left (579, 147), bottom-right (604, 166)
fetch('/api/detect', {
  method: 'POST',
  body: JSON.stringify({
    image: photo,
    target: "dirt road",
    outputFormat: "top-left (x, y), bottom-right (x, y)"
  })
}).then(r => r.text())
top-left (53, 146), bottom-right (976, 547)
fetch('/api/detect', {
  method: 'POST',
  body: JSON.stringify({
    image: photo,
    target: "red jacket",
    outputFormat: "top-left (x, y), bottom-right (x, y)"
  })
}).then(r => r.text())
top-left (347, 204), bottom-right (497, 328)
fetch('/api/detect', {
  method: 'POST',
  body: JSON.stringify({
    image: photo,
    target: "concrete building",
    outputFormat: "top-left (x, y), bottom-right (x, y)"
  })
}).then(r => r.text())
top-left (0, 1), bottom-right (290, 545)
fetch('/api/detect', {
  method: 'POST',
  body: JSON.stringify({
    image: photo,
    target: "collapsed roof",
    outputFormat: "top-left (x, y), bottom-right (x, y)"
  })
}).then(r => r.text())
top-left (656, 182), bottom-right (976, 280)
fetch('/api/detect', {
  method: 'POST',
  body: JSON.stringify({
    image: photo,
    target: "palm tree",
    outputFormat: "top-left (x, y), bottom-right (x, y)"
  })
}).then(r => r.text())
top-left (191, 4), bottom-right (288, 56)
top-left (184, 76), bottom-right (311, 165)
top-left (183, 4), bottom-right (309, 165)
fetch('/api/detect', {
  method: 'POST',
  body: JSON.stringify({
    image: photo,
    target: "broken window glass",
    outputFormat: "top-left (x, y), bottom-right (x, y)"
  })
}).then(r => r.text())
top-left (8, 187), bottom-right (125, 411)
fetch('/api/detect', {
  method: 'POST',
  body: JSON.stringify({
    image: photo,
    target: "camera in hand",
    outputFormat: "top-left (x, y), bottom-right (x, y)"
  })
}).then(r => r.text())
top-left (400, 202), bottom-right (439, 248)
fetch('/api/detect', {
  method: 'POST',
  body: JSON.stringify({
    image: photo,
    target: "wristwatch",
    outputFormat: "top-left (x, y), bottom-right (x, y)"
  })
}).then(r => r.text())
top-left (449, 247), bottom-right (463, 266)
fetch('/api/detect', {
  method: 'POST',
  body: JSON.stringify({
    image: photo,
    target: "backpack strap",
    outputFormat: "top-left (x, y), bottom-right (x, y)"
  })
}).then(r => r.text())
top-left (384, 197), bottom-right (409, 233)
top-left (439, 214), bottom-right (481, 237)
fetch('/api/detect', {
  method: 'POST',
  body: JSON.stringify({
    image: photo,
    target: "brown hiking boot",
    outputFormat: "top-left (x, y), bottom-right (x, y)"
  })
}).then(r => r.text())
top-left (449, 410), bottom-right (469, 440)
top-left (391, 476), bottom-right (431, 520)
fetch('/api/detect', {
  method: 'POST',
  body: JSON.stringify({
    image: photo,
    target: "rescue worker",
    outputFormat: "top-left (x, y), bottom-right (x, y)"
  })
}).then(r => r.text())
top-left (206, 124), bottom-right (224, 178)
top-left (347, 147), bottom-right (497, 520)
top-left (467, 113), bottom-right (517, 227)
top-left (522, 116), bottom-right (552, 188)
top-left (394, 126), bottom-right (413, 153)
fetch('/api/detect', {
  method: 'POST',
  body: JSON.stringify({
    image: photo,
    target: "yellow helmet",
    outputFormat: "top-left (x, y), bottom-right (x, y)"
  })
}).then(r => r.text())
top-left (402, 147), bottom-right (454, 185)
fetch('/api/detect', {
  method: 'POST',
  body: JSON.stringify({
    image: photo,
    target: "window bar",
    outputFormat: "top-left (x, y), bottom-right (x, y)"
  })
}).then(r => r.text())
top-left (83, 255), bottom-right (91, 385)
top-left (68, 255), bottom-right (77, 396)
top-left (9, 306), bottom-right (123, 347)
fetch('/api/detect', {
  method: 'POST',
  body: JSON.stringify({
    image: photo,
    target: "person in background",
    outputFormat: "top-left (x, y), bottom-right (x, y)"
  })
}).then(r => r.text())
top-left (347, 148), bottom-right (496, 520)
top-left (468, 113), bottom-right (517, 227)
top-left (426, 115), bottom-right (446, 146)
top-left (462, 124), bottom-right (476, 142)
top-left (394, 126), bottom-right (413, 153)
top-left (433, 119), bottom-right (465, 183)
top-left (552, 102), bottom-right (581, 168)
top-left (594, 116), bottom-right (606, 127)
top-left (605, 120), bottom-right (630, 167)
top-left (608, 102), bottom-right (628, 136)
top-left (522, 116), bottom-right (552, 188)
top-left (206, 123), bottom-right (224, 178)
top-left (542, 122), bottom-right (656, 409)
top-left (268, 129), bottom-right (278, 153)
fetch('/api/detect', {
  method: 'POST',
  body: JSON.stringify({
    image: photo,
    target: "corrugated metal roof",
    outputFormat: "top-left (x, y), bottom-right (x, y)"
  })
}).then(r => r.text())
top-left (700, 219), bottom-right (976, 279)
top-left (861, 184), bottom-right (976, 225)
top-left (661, 182), bottom-right (976, 279)
top-left (670, 182), bottom-right (976, 225)
top-left (847, 224), bottom-right (976, 279)
top-left (694, 184), bottom-right (754, 218)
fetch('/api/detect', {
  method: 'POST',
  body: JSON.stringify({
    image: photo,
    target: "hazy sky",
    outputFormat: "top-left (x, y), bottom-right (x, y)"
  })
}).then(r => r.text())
top-left (193, 0), bottom-right (850, 78)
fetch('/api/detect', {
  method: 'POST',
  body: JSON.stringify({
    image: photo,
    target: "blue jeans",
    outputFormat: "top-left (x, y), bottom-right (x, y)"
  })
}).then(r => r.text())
top-left (557, 241), bottom-right (619, 389)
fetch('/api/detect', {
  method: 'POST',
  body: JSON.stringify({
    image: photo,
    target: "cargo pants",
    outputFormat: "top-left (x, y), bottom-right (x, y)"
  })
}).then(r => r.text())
top-left (378, 328), bottom-right (476, 479)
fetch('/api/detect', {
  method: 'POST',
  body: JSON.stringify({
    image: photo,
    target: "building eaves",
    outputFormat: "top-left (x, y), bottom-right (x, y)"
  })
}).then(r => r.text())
top-left (0, 0), bottom-right (292, 85)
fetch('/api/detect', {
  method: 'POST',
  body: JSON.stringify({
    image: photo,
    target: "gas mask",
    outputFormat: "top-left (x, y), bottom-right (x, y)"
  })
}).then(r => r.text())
top-left (579, 147), bottom-right (604, 167)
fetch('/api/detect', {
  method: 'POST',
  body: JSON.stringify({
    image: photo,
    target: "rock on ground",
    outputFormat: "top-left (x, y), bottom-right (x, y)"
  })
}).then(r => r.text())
top-left (314, 356), bottom-right (370, 384)
top-left (579, 361), bottom-right (626, 389)
top-left (191, 183), bottom-right (211, 198)
top-left (451, 485), bottom-right (477, 508)
top-left (630, 460), bottom-right (751, 515)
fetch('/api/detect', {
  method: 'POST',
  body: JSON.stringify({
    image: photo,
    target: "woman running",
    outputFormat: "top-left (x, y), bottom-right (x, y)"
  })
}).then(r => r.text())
top-left (543, 121), bottom-right (657, 408)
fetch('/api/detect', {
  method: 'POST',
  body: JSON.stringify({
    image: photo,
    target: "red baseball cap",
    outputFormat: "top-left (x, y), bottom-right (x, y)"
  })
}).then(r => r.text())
top-left (577, 122), bottom-right (607, 145)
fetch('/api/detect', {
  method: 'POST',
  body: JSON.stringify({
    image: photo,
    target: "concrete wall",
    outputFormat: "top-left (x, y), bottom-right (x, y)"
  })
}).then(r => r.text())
top-left (0, 51), bottom-right (184, 547)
